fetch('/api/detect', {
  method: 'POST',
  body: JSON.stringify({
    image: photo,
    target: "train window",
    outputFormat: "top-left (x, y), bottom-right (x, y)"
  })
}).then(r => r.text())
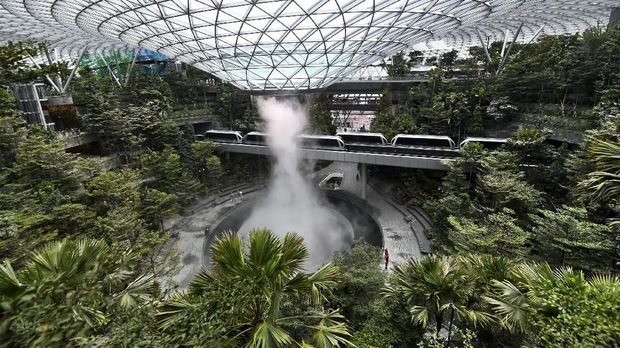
top-left (206, 132), bottom-right (238, 142)
top-left (396, 137), bottom-right (450, 148)
top-left (317, 138), bottom-right (337, 148)
top-left (341, 134), bottom-right (384, 144)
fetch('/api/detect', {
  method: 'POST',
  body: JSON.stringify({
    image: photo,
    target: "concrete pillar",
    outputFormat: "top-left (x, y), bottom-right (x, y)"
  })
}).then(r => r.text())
top-left (360, 163), bottom-right (367, 200)
top-left (610, 8), bottom-right (620, 28)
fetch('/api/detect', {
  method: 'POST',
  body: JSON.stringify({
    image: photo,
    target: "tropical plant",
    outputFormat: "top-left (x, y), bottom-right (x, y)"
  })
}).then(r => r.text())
top-left (387, 51), bottom-right (412, 77)
top-left (0, 88), bottom-right (25, 167)
top-left (383, 255), bottom-right (495, 335)
top-left (155, 229), bottom-right (354, 347)
top-left (485, 263), bottom-right (620, 347)
top-left (0, 238), bottom-right (154, 347)
top-left (579, 139), bottom-right (620, 230)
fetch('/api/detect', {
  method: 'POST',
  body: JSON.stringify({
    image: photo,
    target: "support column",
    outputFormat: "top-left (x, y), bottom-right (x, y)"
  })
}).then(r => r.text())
top-left (360, 163), bottom-right (367, 200)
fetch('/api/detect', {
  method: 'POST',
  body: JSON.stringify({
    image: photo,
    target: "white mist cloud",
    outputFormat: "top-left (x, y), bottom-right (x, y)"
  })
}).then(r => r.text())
top-left (239, 97), bottom-right (353, 270)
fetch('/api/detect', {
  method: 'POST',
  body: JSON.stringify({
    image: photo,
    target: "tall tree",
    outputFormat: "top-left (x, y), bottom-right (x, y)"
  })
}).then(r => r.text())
top-left (387, 52), bottom-right (412, 78)
top-left (529, 206), bottom-right (616, 271)
top-left (383, 255), bottom-right (495, 335)
top-left (0, 88), bottom-right (25, 167)
top-left (156, 229), bottom-right (353, 347)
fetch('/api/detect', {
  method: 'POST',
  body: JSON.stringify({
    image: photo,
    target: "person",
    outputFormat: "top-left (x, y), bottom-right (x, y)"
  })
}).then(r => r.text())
top-left (239, 190), bottom-right (243, 199)
top-left (384, 248), bottom-right (389, 270)
top-left (204, 226), bottom-right (210, 236)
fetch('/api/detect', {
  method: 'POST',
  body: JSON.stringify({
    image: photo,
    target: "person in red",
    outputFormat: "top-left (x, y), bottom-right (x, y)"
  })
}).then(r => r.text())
top-left (383, 248), bottom-right (389, 270)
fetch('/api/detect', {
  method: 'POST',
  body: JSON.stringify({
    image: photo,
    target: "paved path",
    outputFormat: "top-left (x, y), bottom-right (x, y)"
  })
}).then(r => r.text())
top-left (315, 162), bottom-right (422, 269)
top-left (163, 189), bottom-right (263, 289)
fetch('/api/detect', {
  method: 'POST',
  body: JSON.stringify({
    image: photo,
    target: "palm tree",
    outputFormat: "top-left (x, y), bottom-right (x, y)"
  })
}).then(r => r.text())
top-left (0, 238), bottom-right (154, 346)
top-left (483, 262), bottom-right (598, 334)
top-left (579, 139), bottom-right (620, 230)
top-left (156, 229), bottom-right (354, 348)
top-left (382, 255), bottom-right (495, 335)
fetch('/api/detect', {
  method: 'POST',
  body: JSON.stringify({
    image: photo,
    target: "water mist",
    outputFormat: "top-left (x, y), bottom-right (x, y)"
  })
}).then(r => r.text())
top-left (239, 97), bottom-right (353, 270)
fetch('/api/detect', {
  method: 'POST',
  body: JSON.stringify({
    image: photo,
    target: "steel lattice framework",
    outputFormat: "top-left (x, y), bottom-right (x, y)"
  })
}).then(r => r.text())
top-left (0, 0), bottom-right (616, 90)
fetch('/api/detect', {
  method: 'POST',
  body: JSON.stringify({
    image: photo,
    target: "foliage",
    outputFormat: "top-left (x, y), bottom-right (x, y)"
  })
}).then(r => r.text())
top-left (387, 51), bottom-right (412, 77)
top-left (330, 240), bottom-right (385, 328)
top-left (0, 89), bottom-right (25, 167)
top-left (155, 229), bottom-right (354, 347)
top-left (214, 83), bottom-right (251, 129)
top-left (448, 209), bottom-right (528, 258)
top-left (0, 41), bottom-right (68, 85)
top-left (487, 97), bottom-right (517, 122)
top-left (187, 141), bottom-right (222, 186)
top-left (140, 145), bottom-right (201, 204)
top-left (529, 206), bottom-right (616, 271)
top-left (309, 99), bottom-right (336, 134)
top-left (486, 263), bottom-right (620, 347)
top-left (439, 50), bottom-right (458, 72)
top-left (370, 90), bottom-right (416, 139)
top-left (10, 132), bottom-right (81, 193)
top-left (578, 139), bottom-right (620, 230)
top-left (0, 238), bottom-right (155, 347)
top-left (383, 255), bottom-right (495, 334)
top-left (476, 151), bottom-right (541, 214)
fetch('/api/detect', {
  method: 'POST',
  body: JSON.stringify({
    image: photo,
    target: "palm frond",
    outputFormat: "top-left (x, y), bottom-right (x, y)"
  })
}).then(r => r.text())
top-left (309, 310), bottom-right (355, 348)
top-left (589, 273), bottom-right (619, 289)
top-left (115, 274), bottom-right (155, 309)
top-left (247, 229), bottom-right (284, 280)
top-left (249, 320), bottom-right (294, 348)
top-left (211, 231), bottom-right (246, 277)
top-left (71, 303), bottom-right (108, 327)
top-left (452, 305), bottom-right (496, 328)
top-left (155, 292), bottom-right (195, 330)
top-left (188, 267), bottom-right (217, 295)
top-left (307, 263), bottom-right (339, 304)
top-left (0, 260), bottom-right (22, 297)
top-left (280, 233), bottom-right (308, 272)
top-left (483, 280), bottom-right (529, 333)
top-left (409, 306), bottom-right (430, 328)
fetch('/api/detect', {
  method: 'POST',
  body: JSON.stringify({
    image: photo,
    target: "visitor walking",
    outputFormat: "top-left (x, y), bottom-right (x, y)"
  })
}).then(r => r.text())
top-left (384, 248), bottom-right (389, 270)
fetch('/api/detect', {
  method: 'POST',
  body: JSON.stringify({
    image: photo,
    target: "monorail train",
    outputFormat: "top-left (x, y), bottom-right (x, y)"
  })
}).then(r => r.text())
top-left (204, 129), bottom-right (509, 157)
top-left (244, 131), bottom-right (268, 145)
top-left (391, 134), bottom-right (456, 149)
top-left (390, 134), bottom-right (459, 157)
top-left (459, 137), bottom-right (508, 151)
top-left (204, 130), bottom-right (243, 143)
top-left (336, 132), bottom-right (389, 145)
top-left (336, 132), bottom-right (389, 152)
top-left (299, 135), bottom-right (346, 150)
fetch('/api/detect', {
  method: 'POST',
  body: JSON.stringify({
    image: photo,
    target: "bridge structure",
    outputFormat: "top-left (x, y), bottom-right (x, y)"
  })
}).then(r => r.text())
top-left (214, 143), bottom-right (457, 199)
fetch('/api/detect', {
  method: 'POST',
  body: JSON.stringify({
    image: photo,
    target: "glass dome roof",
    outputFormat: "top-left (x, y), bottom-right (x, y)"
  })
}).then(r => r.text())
top-left (0, 0), bottom-right (616, 90)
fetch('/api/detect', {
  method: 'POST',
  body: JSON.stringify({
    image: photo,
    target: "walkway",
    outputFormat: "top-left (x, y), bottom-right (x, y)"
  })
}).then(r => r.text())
top-left (163, 188), bottom-right (264, 289)
top-left (315, 162), bottom-right (423, 269)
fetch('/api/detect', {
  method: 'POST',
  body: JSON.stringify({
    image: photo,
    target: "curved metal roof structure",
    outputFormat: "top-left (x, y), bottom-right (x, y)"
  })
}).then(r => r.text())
top-left (0, 1), bottom-right (616, 90)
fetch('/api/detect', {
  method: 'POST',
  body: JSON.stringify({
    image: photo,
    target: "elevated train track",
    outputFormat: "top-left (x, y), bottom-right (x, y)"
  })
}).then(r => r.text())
top-left (213, 142), bottom-right (456, 171)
